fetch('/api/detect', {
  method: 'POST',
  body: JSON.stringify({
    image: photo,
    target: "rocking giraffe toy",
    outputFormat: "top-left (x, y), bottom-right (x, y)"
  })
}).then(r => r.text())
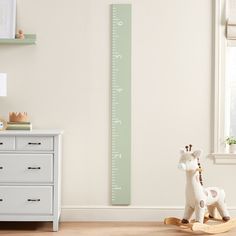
top-left (164, 144), bottom-right (236, 234)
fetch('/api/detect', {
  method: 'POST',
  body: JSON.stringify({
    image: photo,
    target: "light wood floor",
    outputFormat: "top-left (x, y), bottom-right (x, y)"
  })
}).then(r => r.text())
top-left (0, 222), bottom-right (236, 235)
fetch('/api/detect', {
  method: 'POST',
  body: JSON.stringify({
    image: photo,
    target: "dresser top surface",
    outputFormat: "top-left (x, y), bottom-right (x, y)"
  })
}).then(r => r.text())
top-left (0, 130), bottom-right (63, 136)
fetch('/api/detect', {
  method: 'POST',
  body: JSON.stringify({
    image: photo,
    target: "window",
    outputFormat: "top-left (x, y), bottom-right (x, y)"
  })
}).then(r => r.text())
top-left (226, 47), bottom-right (236, 137)
top-left (214, 0), bottom-right (236, 153)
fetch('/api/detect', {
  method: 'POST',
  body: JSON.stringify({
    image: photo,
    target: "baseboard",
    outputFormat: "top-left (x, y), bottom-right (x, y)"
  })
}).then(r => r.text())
top-left (61, 206), bottom-right (236, 221)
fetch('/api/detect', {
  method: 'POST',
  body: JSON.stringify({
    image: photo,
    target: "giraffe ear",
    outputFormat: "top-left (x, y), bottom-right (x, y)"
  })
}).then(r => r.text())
top-left (180, 149), bottom-right (185, 155)
top-left (192, 150), bottom-right (201, 158)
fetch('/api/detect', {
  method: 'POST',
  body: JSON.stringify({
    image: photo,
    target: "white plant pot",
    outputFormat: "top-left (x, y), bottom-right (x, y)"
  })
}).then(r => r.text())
top-left (229, 144), bottom-right (236, 153)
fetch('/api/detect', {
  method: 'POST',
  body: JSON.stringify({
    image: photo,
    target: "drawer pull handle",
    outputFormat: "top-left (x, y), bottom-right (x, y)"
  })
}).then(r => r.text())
top-left (0, 199), bottom-right (3, 202)
top-left (0, 167), bottom-right (3, 169)
top-left (0, 142), bottom-right (3, 145)
top-left (27, 199), bottom-right (40, 202)
top-left (28, 142), bottom-right (41, 145)
top-left (28, 167), bottom-right (41, 170)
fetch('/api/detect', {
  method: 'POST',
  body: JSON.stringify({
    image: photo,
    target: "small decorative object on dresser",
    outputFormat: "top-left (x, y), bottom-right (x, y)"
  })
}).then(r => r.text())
top-left (0, 130), bottom-right (63, 231)
top-left (9, 112), bottom-right (28, 122)
top-left (225, 136), bottom-right (236, 154)
top-left (7, 112), bottom-right (32, 130)
top-left (0, 118), bottom-right (7, 131)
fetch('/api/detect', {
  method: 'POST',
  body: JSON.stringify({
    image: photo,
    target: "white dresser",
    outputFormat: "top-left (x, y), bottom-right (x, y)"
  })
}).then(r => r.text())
top-left (0, 130), bottom-right (62, 231)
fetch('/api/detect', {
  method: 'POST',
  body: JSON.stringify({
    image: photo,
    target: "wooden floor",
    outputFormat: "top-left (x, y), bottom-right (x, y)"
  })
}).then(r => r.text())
top-left (0, 221), bottom-right (236, 235)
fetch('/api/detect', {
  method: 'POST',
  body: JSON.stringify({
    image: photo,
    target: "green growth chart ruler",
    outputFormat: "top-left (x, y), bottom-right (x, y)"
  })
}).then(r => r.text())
top-left (111, 4), bottom-right (131, 205)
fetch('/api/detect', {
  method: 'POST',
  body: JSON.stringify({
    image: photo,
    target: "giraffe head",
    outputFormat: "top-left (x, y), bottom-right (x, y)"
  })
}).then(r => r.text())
top-left (178, 147), bottom-right (201, 172)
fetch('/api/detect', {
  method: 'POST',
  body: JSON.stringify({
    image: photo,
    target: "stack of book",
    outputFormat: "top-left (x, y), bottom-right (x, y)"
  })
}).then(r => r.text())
top-left (6, 121), bottom-right (32, 130)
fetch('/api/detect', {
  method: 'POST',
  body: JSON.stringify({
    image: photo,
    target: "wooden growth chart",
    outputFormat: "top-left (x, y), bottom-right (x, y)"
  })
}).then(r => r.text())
top-left (111, 4), bottom-right (131, 205)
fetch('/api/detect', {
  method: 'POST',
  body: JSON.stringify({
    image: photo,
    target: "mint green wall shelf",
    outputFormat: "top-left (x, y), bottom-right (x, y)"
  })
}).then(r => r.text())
top-left (0, 34), bottom-right (36, 45)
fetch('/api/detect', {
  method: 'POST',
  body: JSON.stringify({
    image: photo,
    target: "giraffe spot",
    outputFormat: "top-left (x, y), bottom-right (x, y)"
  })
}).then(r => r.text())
top-left (210, 190), bottom-right (217, 198)
top-left (204, 190), bottom-right (208, 197)
top-left (200, 200), bottom-right (204, 208)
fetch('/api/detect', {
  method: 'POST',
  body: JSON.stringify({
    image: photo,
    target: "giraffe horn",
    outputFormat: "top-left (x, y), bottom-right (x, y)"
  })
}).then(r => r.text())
top-left (185, 145), bottom-right (188, 152)
top-left (189, 144), bottom-right (192, 151)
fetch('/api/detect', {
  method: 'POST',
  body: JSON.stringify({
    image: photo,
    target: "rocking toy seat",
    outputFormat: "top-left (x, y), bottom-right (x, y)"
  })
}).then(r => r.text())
top-left (164, 216), bottom-right (236, 234)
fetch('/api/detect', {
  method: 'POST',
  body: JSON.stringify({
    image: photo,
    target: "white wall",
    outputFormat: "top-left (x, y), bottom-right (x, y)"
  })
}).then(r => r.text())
top-left (1, 0), bottom-right (236, 219)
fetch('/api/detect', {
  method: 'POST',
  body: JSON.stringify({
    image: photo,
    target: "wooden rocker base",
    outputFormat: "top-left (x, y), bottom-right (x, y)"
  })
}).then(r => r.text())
top-left (164, 217), bottom-right (236, 234)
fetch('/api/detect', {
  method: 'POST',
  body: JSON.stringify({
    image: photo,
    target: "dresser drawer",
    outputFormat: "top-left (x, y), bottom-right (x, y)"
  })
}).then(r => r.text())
top-left (0, 154), bottom-right (53, 183)
top-left (0, 137), bottom-right (15, 150)
top-left (0, 186), bottom-right (52, 214)
top-left (16, 136), bottom-right (53, 151)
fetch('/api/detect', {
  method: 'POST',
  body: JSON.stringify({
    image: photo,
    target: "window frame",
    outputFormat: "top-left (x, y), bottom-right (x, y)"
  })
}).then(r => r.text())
top-left (214, 0), bottom-right (236, 160)
top-left (214, 0), bottom-right (228, 154)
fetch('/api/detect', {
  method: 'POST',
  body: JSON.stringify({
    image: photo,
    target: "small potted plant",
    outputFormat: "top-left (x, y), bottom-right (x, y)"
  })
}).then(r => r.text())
top-left (225, 136), bottom-right (236, 153)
